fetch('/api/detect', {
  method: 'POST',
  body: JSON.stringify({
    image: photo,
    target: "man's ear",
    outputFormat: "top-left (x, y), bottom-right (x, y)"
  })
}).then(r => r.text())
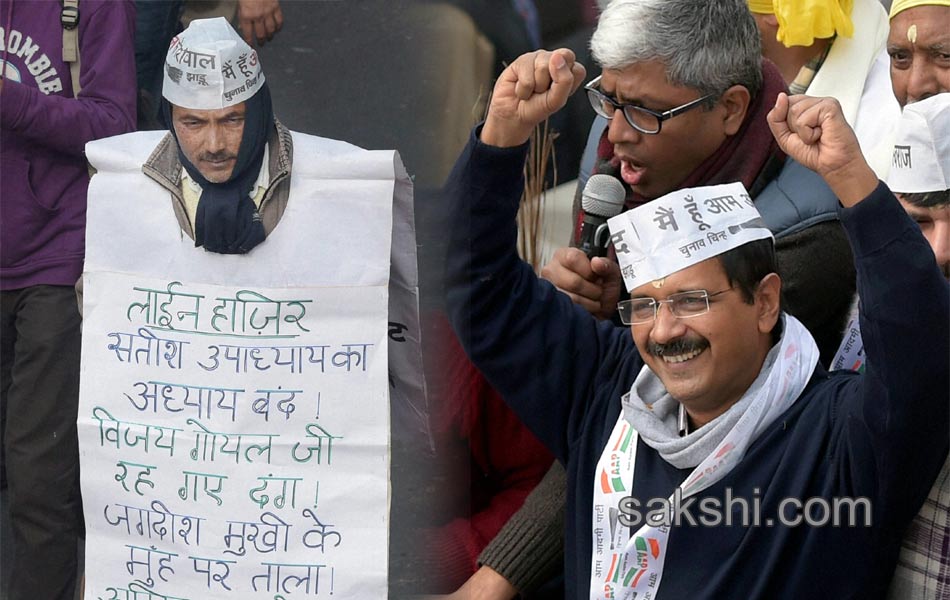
top-left (720, 84), bottom-right (751, 136)
top-left (755, 272), bottom-right (782, 334)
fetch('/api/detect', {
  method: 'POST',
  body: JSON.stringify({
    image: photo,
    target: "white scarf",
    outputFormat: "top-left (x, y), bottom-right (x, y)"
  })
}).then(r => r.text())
top-left (589, 314), bottom-right (819, 599)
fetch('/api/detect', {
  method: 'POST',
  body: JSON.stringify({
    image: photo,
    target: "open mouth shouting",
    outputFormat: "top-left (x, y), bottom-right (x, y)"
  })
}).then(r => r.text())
top-left (619, 156), bottom-right (646, 187)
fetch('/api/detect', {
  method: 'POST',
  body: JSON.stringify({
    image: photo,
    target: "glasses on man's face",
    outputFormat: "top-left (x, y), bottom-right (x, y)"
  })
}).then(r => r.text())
top-left (617, 288), bottom-right (734, 325)
top-left (585, 75), bottom-right (714, 135)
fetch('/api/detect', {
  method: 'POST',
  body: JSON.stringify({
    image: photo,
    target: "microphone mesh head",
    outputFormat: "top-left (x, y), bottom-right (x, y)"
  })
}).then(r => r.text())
top-left (581, 174), bottom-right (626, 218)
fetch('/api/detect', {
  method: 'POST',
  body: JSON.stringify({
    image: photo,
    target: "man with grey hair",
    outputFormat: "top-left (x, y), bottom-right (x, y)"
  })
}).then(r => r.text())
top-left (546, 0), bottom-right (853, 365)
top-left (453, 1), bottom-right (859, 597)
top-left (442, 35), bottom-right (948, 600)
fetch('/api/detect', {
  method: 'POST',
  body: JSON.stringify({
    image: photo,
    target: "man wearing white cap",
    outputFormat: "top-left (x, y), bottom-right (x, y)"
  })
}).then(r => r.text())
top-left (150, 16), bottom-right (283, 253)
top-left (443, 44), bottom-right (948, 600)
top-left (887, 0), bottom-right (950, 107)
top-left (887, 94), bottom-right (949, 276)
top-left (878, 93), bottom-right (949, 599)
top-left (824, 96), bottom-right (949, 600)
top-left (76, 15), bottom-right (425, 598)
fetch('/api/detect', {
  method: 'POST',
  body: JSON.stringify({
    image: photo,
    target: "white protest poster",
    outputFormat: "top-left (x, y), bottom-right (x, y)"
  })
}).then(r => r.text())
top-left (78, 130), bottom-right (415, 599)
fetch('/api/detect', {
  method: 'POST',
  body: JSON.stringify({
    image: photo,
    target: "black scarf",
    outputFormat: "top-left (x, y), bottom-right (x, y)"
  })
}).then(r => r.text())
top-left (162, 83), bottom-right (274, 254)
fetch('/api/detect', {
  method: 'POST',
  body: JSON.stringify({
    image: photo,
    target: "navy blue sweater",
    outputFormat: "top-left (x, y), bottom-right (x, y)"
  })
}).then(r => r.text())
top-left (445, 131), bottom-right (950, 600)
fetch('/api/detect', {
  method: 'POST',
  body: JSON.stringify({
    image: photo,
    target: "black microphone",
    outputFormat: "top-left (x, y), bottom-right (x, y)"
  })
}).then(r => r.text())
top-left (578, 174), bottom-right (626, 258)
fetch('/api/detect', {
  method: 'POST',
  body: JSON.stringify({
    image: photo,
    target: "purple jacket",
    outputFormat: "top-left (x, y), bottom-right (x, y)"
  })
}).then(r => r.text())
top-left (0, 0), bottom-right (136, 290)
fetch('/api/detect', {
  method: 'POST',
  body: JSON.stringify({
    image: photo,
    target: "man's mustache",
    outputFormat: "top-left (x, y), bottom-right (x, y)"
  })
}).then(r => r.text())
top-left (199, 151), bottom-right (237, 162)
top-left (648, 336), bottom-right (710, 357)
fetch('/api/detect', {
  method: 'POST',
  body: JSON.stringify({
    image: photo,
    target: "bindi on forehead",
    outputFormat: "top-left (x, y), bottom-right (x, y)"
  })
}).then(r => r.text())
top-left (892, 5), bottom-right (950, 45)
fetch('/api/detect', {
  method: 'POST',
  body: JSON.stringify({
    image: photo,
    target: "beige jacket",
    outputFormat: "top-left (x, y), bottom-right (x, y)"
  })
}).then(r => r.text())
top-left (78, 120), bottom-right (294, 306)
top-left (142, 118), bottom-right (294, 239)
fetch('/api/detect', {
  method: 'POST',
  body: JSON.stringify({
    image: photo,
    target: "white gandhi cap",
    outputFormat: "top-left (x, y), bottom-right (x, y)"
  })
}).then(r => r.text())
top-left (608, 182), bottom-right (773, 292)
top-left (162, 17), bottom-right (265, 110)
top-left (887, 93), bottom-right (950, 194)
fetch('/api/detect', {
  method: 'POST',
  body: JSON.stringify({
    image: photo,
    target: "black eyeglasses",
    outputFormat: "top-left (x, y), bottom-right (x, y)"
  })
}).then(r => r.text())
top-left (585, 75), bottom-right (714, 135)
top-left (617, 288), bottom-right (734, 325)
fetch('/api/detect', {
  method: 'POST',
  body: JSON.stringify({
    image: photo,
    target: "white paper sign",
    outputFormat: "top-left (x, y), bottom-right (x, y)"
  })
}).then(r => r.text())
top-left (78, 129), bottom-right (417, 599)
top-left (80, 275), bottom-right (387, 598)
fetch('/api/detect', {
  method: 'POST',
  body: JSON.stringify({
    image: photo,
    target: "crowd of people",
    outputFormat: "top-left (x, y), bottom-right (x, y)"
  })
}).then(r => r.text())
top-left (0, 1), bottom-right (947, 599)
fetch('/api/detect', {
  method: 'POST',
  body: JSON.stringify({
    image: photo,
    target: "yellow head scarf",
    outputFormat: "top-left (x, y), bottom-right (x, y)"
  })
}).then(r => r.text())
top-left (890, 0), bottom-right (950, 19)
top-left (748, 0), bottom-right (776, 13)
top-left (747, 0), bottom-right (855, 47)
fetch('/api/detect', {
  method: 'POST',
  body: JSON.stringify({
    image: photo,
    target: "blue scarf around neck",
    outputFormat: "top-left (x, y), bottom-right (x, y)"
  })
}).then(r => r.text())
top-left (162, 83), bottom-right (274, 254)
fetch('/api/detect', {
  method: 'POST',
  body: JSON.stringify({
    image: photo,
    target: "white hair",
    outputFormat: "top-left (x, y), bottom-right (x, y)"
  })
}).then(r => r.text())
top-left (590, 0), bottom-right (763, 98)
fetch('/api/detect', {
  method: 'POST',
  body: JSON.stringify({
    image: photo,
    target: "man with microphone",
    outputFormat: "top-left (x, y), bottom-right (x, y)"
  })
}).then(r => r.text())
top-left (443, 30), bottom-right (948, 597)
top-left (468, 1), bottom-right (859, 596)
top-left (544, 0), bottom-right (852, 362)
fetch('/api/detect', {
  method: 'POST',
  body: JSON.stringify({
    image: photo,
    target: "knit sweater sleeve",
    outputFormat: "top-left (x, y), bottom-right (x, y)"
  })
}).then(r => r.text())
top-left (836, 182), bottom-right (950, 530)
top-left (478, 461), bottom-right (566, 594)
top-left (444, 127), bottom-right (629, 464)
